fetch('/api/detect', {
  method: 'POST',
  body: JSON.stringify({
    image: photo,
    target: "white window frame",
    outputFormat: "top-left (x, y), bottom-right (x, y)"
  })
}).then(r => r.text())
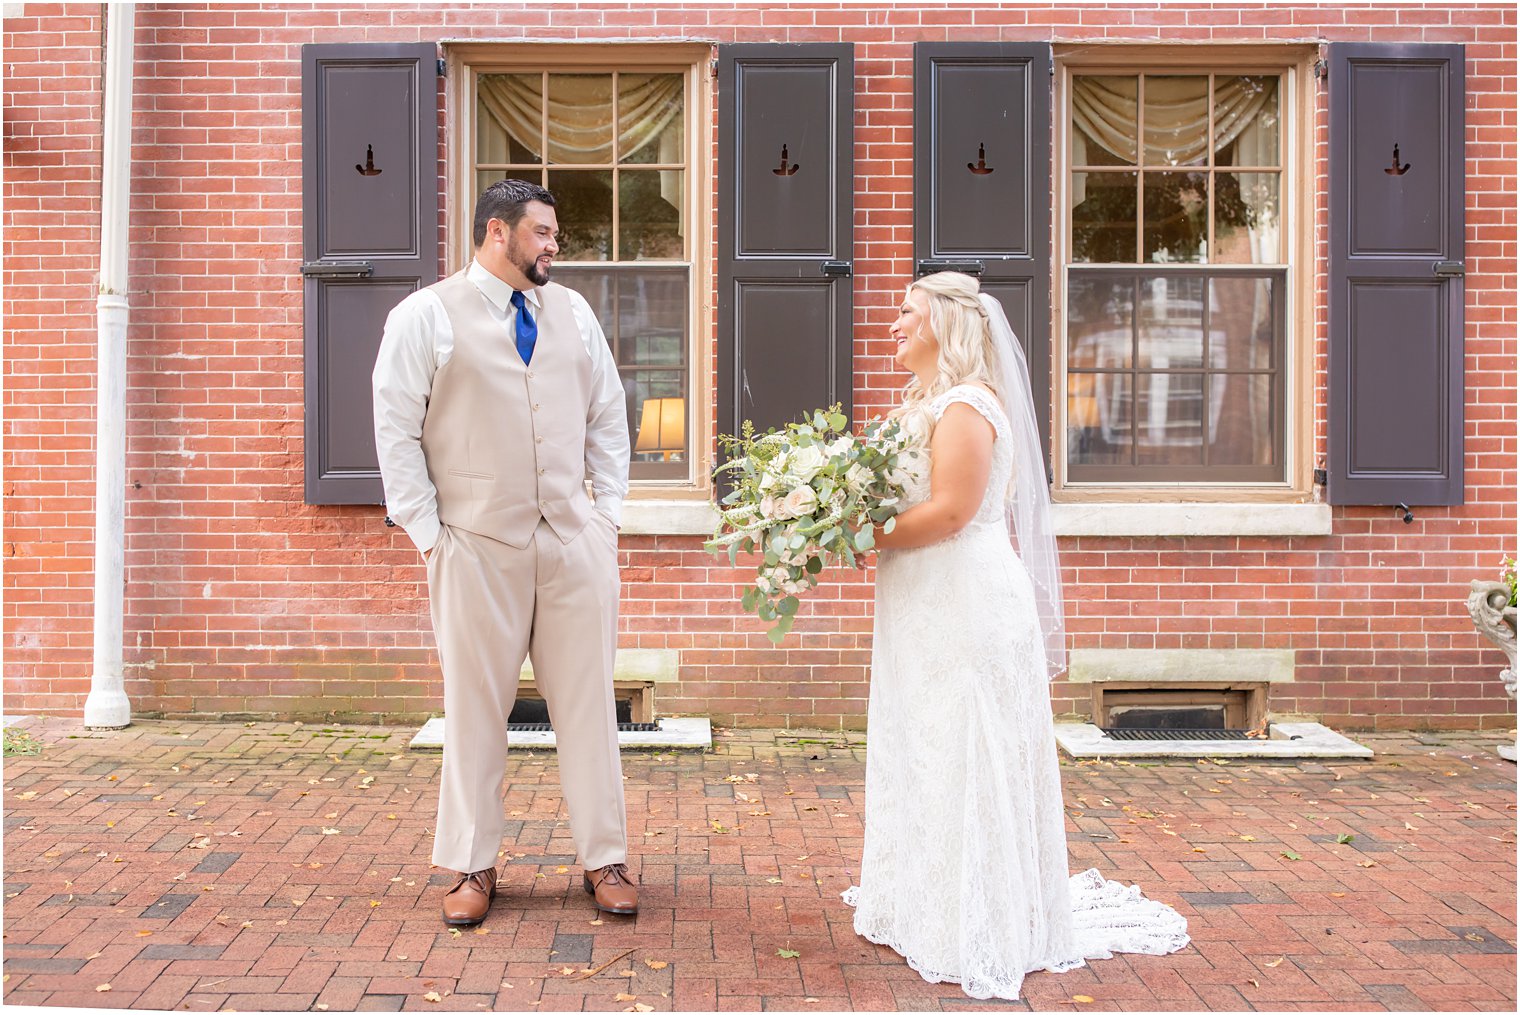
top-left (445, 42), bottom-right (715, 502)
top-left (1051, 45), bottom-right (1319, 507)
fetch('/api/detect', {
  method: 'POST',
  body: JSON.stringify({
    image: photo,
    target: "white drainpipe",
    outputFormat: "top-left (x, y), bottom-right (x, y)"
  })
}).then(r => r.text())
top-left (83, 2), bottom-right (136, 729)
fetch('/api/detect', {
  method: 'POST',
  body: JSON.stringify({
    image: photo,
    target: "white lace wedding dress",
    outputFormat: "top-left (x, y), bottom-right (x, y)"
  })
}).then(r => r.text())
top-left (843, 386), bottom-right (1190, 1000)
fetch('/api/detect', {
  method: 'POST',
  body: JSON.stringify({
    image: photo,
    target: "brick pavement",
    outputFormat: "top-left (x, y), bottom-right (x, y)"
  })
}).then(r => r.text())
top-left (3, 718), bottom-right (1514, 1012)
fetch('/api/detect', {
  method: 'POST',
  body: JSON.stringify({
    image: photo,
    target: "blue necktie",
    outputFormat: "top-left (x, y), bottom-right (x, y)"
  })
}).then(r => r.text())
top-left (510, 290), bottom-right (537, 365)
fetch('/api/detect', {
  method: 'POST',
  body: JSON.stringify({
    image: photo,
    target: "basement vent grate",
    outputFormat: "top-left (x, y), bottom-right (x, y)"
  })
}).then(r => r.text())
top-left (1101, 727), bottom-right (1254, 741)
top-left (508, 722), bottom-right (661, 733)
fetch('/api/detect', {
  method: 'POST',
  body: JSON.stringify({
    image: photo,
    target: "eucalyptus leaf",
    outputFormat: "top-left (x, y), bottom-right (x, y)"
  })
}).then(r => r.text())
top-left (777, 595), bottom-right (799, 617)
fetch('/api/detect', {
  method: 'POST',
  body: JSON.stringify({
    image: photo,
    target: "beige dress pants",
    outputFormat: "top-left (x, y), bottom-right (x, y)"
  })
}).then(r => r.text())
top-left (426, 514), bottom-right (627, 874)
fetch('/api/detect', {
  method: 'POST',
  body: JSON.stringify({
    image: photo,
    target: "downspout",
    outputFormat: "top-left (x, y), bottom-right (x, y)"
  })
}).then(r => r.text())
top-left (83, 2), bottom-right (135, 729)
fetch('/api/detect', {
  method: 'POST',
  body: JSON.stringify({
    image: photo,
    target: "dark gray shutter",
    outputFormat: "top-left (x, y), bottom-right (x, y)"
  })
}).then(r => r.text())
top-left (1328, 43), bottom-right (1465, 506)
top-left (302, 43), bottom-right (439, 505)
top-left (914, 43), bottom-right (1053, 465)
top-left (717, 44), bottom-right (853, 445)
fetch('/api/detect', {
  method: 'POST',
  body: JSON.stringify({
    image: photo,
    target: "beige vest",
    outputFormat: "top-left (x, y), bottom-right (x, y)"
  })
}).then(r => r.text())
top-left (422, 271), bottom-right (594, 548)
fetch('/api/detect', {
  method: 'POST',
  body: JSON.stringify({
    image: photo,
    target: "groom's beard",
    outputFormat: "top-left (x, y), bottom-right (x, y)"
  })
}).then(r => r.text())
top-left (509, 234), bottom-right (552, 286)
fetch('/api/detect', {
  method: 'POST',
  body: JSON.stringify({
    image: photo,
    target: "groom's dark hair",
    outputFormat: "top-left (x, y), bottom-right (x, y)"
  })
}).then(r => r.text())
top-left (473, 179), bottom-right (556, 247)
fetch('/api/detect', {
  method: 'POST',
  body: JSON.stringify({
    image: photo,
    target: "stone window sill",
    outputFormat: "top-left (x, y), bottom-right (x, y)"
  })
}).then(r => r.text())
top-left (621, 499), bottom-right (1333, 538)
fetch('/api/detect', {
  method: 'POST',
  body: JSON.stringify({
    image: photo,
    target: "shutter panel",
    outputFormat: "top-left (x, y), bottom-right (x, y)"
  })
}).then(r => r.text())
top-left (913, 43), bottom-right (1054, 467)
top-left (1328, 43), bottom-right (1465, 506)
top-left (717, 44), bottom-right (853, 447)
top-left (301, 43), bottom-right (439, 505)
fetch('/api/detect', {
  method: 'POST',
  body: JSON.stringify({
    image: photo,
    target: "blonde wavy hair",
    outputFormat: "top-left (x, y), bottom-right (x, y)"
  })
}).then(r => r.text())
top-left (889, 271), bottom-right (1002, 432)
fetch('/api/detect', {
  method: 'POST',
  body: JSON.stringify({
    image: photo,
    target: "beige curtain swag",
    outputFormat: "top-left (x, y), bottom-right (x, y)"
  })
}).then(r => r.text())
top-left (1071, 76), bottom-right (1275, 168)
top-left (477, 74), bottom-right (683, 165)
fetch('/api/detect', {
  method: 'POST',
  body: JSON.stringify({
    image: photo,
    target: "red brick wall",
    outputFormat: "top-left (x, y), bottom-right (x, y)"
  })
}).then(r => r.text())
top-left (4, 3), bottom-right (1515, 730)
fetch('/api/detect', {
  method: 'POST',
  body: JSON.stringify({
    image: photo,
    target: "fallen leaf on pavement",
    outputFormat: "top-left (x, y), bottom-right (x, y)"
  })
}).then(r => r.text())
top-left (1265, 956), bottom-right (1284, 968)
top-left (96, 984), bottom-right (111, 992)
top-left (777, 948), bottom-right (800, 958)
top-left (423, 991), bottom-right (442, 1002)
top-left (615, 993), bottom-right (637, 1002)
top-left (643, 959), bottom-right (667, 970)
top-left (1072, 995), bottom-right (1094, 1003)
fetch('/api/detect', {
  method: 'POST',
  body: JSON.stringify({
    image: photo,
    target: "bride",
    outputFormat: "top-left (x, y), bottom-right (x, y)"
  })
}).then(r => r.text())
top-left (843, 271), bottom-right (1190, 1000)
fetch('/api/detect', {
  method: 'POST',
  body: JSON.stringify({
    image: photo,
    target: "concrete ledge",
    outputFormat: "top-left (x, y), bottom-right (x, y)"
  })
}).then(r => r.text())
top-left (1053, 721), bottom-right (1373, 759)
top-left (1052, 502), bottom-right (1332, 538)
top-left (409, 716), bottom-right (711, 751)
top-left (619, 499), bottom-right (1333, 538)
top-left (1068, 648), bottom-right (1296, 684)
top-left (620, 499), bottom-right (719, 536)
top-left (518, 648), bottom-right (679, 684)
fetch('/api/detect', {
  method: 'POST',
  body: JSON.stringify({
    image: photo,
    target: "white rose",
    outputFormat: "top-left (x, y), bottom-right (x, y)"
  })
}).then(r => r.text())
top-left (786, 445), bottom-right (827, 483)
top-left (760, 495), bottom-right (782, 520)
top-left (780, 485), bottom-right (818, 519)
top-left (826, 436), bottom-right (855, 458)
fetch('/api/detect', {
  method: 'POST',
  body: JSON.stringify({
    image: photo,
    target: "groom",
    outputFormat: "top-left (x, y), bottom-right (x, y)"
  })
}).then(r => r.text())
top-left (372, 179), bottom-right (636, 925)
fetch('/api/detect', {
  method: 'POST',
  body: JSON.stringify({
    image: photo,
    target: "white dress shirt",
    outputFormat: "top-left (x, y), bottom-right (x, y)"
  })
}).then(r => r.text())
top-left (373, 259), bottom-right (630, 554)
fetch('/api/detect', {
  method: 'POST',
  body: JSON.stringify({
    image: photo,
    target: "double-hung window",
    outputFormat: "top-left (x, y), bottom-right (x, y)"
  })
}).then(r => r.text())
top-left (1061, 60), bottom-right (1302, 490)
top-left (458, 50), bottom-right (706, 485)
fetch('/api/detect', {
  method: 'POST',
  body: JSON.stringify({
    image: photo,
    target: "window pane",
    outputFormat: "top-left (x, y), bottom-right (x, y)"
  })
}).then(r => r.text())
top-left (1135, 372), bottom-right (1204, 465)
top-left (1208, 373), bottom-right (1274, 465)
top-left (477, 73), bottom-right (543, 164)
top-left (1142, 170), bottom-right (1208, 263)
top-left (1068, 372), bottom-right (1132, 467)
top-left (1214, 76), bottom-right (1279, 167)
top-left (1071, 76), bottom-right (1137, 166)
top-left (1208, 276), bottom-right (1275, 370)
top-left (546, 73), bottom-right (614, 164)
top-left (545, 170), bottom-right (613, 260)
top-left (1068, 275), bottom-right (1134, 370)
top-left (614, 268), bottom-right (688, 366)
top-left (619, 169), bottom-right (686, 260)
top-left (1138, 275), bottom-right (1204, 369)
top-left (628, 369), bottom-right (687, 463)
top-left (1072, 171), bottom-right (1137, 263)
top-left (1215, 172), bottom-right (1281, 264)
top-left (618, 73), bottom-right (684, 164)
top-left (1143, 76), bottom-right (1209, 167)
top-left (557, 266), bottom-right (690, 478)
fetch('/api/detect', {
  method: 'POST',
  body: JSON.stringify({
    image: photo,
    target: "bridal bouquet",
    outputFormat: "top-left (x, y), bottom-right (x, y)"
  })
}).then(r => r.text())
top-left (706, 406), bottom-right (918, 643)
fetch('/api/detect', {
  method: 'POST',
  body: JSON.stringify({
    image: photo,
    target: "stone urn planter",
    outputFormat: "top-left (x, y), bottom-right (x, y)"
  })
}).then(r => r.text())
top-left (1466, 579), bottom-right (1517, 761)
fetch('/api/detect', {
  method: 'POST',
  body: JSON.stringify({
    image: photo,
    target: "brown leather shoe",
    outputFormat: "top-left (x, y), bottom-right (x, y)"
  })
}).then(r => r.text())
top-left (441, 867), bottom-right (497, 926)
top-left (583, 863), bottom-right (638, 914)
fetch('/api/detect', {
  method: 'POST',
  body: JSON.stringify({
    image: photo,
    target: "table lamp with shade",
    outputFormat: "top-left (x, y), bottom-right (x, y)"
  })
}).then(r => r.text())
top-left (635, 396), bottom-right (685, 461)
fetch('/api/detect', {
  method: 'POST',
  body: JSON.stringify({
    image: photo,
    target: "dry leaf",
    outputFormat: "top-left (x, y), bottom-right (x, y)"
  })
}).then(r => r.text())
top-left (589, 919), bottom-right (604, 926)
top-left (136, 930), bottom-right (153, 937)
top-left (1247, 978), bottom-right (1260, 987)
top-left (766, 877), bottom-right (783, 884)
top-left (423, 990), bottom-right (443, 1002)
top-left (1464, 932), bottom-right (1486, 943)
top-left (474, 927), bottom-right (490, 935)
top-left (1072, 996), bottom-right (1094, 1004)
top-left (1356, 860), bottom-right (1378, 868)
top-left (617, 969), bottom-right (636, 978)
top-left (615, 993), bottom-right (638, 1002)
top-left (1265, 956), bottom-right (1284, 968)
top-left (321, 827), bottom-right (340, 835)
top-left (643, 959), bottom-right (667, 970)
top-left (96, 984), bottom-right (112, 992)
